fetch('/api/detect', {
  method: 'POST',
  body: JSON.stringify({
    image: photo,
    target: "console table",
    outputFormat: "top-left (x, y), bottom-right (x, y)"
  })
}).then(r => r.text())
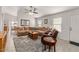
top-left (0, 32), bottom-right (7, 52)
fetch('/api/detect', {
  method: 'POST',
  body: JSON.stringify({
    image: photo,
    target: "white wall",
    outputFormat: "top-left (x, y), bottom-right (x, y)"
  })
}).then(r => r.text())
top-left (37, 8), bottom-right (79, 41)
top-left (1, 7), bottom-right (18, 31)
top-left (3, 13), bottom-right (17, 30)
top-left (0, 7), bottom-right (3, 32)
top-left (36, 15), bottom-right (53, 28)
top-left (52, 8), bottom-right (79, 41)
top-left (0, 6), bottom-right (19, 32)
top-left (2, 7), bottom-right (18, 16)
top-left (3, 13), bottom-right (17, 25)
top-left (17, 7), bottom-right (36, 27)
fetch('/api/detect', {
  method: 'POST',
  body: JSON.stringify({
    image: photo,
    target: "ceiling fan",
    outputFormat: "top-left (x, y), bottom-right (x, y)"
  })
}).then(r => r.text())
top-left (24, 6), bottom-right (38, 14)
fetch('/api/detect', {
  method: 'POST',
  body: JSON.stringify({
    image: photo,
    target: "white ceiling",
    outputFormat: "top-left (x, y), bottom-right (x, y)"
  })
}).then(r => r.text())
top-left (34, 6), bottom-right (79, 17)
top-left (2, 6), bottom-right (19, 16)
top-left (1, 6), bottom-right (79, 17)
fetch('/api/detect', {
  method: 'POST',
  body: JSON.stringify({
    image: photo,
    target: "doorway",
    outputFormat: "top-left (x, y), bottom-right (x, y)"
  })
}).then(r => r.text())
top-left (70, 15), bottom-right (79, 43)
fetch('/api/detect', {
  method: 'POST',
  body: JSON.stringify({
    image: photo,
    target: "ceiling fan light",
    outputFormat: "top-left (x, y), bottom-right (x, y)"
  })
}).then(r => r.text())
top-left (29, 12), bottom-right (33, 15)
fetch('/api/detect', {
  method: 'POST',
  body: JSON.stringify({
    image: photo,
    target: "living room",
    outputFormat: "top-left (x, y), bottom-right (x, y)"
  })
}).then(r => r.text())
top-left (0, 6), bottom-right (79, 52)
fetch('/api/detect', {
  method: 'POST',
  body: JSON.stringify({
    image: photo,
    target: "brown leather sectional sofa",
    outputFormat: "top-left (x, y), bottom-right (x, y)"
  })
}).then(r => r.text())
top-left (15, 26), bottom-right (50, 36)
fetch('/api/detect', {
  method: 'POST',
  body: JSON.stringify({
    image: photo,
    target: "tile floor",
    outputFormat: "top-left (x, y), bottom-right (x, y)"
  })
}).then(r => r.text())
top-left (5, 30), bottom-right (79, 52)
top-left (5, 30), bottom-right (16, 52)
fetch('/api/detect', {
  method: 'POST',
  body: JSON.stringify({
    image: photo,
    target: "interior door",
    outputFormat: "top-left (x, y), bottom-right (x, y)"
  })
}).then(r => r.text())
top-left (70, 15), bottom-right (79, 43)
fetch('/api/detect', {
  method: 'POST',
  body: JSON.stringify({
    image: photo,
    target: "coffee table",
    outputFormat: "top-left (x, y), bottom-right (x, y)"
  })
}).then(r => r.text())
top-left (28, 31), bottom-right (38, 40)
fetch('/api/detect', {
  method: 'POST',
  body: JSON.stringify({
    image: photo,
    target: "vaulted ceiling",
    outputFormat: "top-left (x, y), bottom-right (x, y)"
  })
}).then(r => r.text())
top-left (1, 6), bottom-right (79, 17)
top-left (34, 6), bottom-right (79, 17)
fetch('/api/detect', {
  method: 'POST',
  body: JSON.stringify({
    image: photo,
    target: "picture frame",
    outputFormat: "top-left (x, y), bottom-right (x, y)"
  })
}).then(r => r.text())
top-left (21, 19), bottom-right (30, 26)
top-left (44, 19), bottom-right (48, 24)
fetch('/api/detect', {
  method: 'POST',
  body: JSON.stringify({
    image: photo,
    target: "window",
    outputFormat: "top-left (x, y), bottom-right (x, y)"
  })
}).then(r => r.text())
top-left (11, 21), bottom-right (18, 26)
top-left (53, 17), bottom-right (62, 32)
top-left (38, 20), bottom-right (42, 27)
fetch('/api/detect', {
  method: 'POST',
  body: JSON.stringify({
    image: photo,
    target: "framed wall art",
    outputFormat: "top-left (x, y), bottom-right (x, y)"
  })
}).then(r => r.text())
top-left (21, 19), bottom-right (30, 26)
top-left (44, 19), bottom-right (48, 24)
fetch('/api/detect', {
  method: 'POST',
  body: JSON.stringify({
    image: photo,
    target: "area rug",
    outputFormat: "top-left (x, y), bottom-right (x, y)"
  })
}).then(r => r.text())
top-left (13, 33), bottom-right (79, 52)
top-left (13, 35), bottom-right (44, 52)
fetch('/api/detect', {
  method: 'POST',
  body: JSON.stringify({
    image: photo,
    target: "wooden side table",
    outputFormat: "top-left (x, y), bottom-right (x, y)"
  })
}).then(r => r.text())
top-left (43, 37), bottom-right (56, 52)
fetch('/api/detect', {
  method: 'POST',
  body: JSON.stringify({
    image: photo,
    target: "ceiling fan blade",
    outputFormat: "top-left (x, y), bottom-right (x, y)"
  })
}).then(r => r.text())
top-left (30, 6), bottom-right (32, 8)
top-left (30, 6), bottom-right (33, 10)
top-left (24, 8), bottom-right (29, 13)
top-left (33, 12), bottom-right (38, 14)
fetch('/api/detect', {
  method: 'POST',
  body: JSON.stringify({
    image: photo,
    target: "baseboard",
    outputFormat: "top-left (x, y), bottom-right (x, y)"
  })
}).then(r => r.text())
top-left (70, 41), bottom-right (79, 46)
